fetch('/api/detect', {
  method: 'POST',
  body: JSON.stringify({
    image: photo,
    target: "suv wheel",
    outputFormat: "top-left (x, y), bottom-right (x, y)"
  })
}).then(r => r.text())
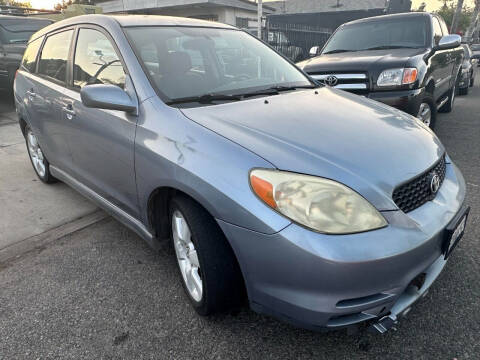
top-left (170, 195), bottom-right (244, 315)
top-left (416, 97), bottom-right (437, 129)
top-left (25, 125), bottom-right (57, 183)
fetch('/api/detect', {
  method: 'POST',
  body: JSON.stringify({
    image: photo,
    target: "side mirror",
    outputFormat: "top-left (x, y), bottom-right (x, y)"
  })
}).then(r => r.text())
top-left (436, 34), bottom-right (462, 50)
top-left (309, 46), bottom-right (320, 57)
top-left (80, 84), bottom-right (137, 113)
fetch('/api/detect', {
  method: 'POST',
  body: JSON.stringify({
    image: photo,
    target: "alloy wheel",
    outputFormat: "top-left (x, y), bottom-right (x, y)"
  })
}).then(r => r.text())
top-left (417, 102), bottom-right (432, 127)
top-left (26, 129), bottom-right (46, 178)
top-left (172, 210), bottom-right (203, 302)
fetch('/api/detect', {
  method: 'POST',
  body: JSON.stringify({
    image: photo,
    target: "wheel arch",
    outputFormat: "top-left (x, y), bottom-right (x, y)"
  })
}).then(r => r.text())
top-left (147, 185), bottom-right (249, 299)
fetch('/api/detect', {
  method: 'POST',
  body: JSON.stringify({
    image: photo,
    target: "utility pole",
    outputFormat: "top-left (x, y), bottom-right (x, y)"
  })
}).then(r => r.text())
top-left (451, 0), bottom-right (465, 34)
top-left (257, 0), bottom-right (262, 39)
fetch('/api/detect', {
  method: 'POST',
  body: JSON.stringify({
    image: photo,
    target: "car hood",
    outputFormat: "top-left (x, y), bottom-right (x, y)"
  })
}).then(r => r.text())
top-left (298, 48), bottom-right (426, 73)
top-left (181, 88), bottom-right (445, 210)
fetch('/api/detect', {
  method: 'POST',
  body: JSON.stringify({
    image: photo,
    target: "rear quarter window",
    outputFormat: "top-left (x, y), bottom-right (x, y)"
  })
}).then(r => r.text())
top-left (21, 36), bottom-right (44, 73)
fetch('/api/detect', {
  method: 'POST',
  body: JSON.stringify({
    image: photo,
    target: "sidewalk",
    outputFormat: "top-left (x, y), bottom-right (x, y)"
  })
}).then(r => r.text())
top-left (0, 97), bottom-right (100, 253)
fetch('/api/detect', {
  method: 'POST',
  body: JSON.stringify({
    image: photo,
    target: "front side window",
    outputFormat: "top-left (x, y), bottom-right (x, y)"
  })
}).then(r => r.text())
top-left (322, 17), bottom-right (429, 54)
top-left (38, 30), bottom-right (73, 83)
top-left (125, 26), bottom-right (312, 103)
top-left (73, 28), bottom-right (125, 89)
top-left (432, 17), bottom-right (443, 45)
top-left (21, 36), bottom-right (43, 73)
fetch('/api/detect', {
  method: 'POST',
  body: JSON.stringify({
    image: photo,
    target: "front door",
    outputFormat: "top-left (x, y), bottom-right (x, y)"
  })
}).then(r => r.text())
top-left (62, 26), bottom-right (139, 218)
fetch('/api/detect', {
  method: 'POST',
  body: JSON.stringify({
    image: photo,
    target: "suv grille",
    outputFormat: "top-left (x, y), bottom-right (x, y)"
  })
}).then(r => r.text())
top-left (392, 155), bottom-right (447, 213)
top-left (310, 73), bottom-right (369, 94)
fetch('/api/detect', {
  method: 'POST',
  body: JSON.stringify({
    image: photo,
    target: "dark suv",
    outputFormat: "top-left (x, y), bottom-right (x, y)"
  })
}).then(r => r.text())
top-left (0, 15), bottom-right (52, 92)
top-left (297, 13), bottom-right (464, 129)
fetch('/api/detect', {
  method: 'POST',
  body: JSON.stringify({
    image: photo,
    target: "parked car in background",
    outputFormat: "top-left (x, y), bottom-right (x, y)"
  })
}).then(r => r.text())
top-left (0, 15), bottom-right (52, 92)
top-left (459, 43), bottom-right (477, 95)
top-left (297, 13), bottom-right (464, 130)
top-left (15, 15), bottom-right (468, 334)
top-left (471, 43), bottom-right (480, 65)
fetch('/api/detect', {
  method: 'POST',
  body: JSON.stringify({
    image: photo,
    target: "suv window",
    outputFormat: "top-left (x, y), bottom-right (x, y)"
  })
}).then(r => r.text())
top-left (432, 17), bottom-right (443, 45)
top-left (38, 30), bottom-right (73, 84)
top-left (21, 36), bottom-right (43, 73)
top-left (73, 28), bottom-right (125, 89)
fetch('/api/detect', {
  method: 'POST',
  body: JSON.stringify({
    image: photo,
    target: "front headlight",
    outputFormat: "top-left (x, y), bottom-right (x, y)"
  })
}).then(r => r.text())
top-left (377, 68), bottom-right (418, 87)
top-left (250, 169), bottom-right (387, 234)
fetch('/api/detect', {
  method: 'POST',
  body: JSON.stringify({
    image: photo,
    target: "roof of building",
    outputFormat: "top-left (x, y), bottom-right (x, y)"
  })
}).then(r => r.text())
top-left (98, 0), bottom-right (275, 14)
top-left (268, 0), bottom-right (389, 14)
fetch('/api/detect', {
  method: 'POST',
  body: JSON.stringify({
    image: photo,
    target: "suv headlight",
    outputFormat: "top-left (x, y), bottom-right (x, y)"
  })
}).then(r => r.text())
top-left (377, 68), bottom-right (418, 87)
top-left (250, 169), bottom-right (387, 234)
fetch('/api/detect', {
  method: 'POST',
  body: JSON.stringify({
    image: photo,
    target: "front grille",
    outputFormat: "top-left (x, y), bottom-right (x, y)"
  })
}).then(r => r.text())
top-left (392, 155), bottom-right (447, 213)
top-left (309, 72), bottom-right (370, 94)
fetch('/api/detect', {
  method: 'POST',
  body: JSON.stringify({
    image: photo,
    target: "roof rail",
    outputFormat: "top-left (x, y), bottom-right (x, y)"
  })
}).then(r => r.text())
top-left (0, 5), bottom-right (60, 16)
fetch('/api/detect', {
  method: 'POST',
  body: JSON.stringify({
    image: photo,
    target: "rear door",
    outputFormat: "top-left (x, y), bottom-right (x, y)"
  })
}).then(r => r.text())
top-left (60, 26), bottom-right (139, 217)
top-left (34, 28), bottom-right (75, 171)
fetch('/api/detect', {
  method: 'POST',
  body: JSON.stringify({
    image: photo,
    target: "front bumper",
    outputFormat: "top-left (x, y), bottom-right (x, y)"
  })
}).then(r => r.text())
top-left (218, 161), bottom-right (466, 331)
top-left (367, 88), bottom-right (425, 117)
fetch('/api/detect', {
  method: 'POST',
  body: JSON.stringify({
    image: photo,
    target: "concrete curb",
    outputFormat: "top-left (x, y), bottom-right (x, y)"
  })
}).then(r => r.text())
top-left (0, 210), bottom-right (109, 265)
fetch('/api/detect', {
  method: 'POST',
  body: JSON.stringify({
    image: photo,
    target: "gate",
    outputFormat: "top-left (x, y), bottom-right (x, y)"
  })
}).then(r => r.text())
top-left (263, 22), bottom-right (333, 62)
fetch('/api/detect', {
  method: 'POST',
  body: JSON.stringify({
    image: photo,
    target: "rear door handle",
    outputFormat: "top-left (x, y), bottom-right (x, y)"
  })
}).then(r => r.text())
top-left (62, 104), bottom-right (76, 120)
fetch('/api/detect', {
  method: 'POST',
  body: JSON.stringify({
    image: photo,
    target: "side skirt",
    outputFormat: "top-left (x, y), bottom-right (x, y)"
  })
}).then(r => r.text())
top-left (50, 166), bottom-right (160, 250)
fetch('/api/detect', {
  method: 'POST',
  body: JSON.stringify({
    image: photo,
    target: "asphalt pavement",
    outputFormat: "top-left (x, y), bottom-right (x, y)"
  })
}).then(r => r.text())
top-left (0, 74), bottom-right (479, 359)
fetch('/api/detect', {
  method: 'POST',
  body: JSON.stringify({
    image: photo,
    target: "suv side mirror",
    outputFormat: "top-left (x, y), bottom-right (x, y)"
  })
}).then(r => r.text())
top-left (309, 46), bottom-right (320, 57)
top-left (80, 84), bottom-right (137, 113)
top-left (436, 34), bottom-right (461, 50)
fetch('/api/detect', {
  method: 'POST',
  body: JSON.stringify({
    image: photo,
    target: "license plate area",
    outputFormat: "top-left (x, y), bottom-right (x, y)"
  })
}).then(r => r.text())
top-left (443, 206), bottom-right (470, 259)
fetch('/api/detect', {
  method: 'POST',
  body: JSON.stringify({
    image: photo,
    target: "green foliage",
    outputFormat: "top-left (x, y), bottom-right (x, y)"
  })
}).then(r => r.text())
top-left (436, 0), bottom-right (475, 33)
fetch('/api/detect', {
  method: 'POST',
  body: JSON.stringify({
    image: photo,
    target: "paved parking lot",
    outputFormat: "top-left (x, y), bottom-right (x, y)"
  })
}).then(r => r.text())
top-left (0, 74), bottom-right (479, 359)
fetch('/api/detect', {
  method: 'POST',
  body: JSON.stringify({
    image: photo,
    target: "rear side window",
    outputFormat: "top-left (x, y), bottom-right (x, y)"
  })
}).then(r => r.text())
top-left (38, 30), bottom-right (73, 84)
top-left (21, 36), bottom-right (43, 73)
top-left (73, 28), bottom-right (125, 89)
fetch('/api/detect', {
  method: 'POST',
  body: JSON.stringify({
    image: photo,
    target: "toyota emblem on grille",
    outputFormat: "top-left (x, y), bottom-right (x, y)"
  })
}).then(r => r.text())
top-left (324, 75), bottom-right (339, 87)
top-left (429, 173), bottom-right (441, 194)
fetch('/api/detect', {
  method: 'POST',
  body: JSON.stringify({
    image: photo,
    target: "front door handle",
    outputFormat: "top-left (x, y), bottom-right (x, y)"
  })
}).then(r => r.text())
top-left (62, 104), bottom-right (76, 120)
top-left (26, 89), bottom-right (36, 100)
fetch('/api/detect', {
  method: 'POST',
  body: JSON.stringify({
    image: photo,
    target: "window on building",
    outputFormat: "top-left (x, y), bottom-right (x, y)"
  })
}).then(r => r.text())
top-left (73, 28), bottom-right (126, 89)
top-left (236, 17), bottom-right (249, 29)
top-left (38, 30), bottom-right (73, 84)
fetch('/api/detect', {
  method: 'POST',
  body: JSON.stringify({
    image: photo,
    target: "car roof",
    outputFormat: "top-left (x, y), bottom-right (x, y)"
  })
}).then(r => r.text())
top-left (32, 14), bottom-right (236, 41)
top-left (343, 12), bottom-right (431, 27)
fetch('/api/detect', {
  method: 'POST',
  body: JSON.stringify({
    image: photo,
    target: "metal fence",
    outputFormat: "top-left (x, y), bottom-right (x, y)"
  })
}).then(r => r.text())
top-left (263, 22), bottom-right (333, 62)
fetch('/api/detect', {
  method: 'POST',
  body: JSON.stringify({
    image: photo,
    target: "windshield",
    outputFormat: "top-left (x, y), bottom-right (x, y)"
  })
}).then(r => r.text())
top-left (0, 21), bottom-right (50, 44)
top-left (322, 17), bottom-right (429, 54)
top-left (125, 26), bottom-right (313, 104)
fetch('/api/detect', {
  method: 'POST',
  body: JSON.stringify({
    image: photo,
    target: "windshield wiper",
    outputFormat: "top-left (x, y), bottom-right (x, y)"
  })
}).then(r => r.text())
top-left (166, 93), bottom-right (242, 105)
top-left (362, 45), bottom-right (417, 51)
top-left (323, 49), bottom-right (356, 54)
top-left (239, 85), bottom-right (317, 98)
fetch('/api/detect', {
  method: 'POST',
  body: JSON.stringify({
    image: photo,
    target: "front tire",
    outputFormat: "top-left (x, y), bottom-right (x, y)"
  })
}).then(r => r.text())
top-left (169, 195), bottom-right (244, 315)
top-left (416, 96), bottom-right (437, 129)
top-left (25, 125), bottom-right (57, 183)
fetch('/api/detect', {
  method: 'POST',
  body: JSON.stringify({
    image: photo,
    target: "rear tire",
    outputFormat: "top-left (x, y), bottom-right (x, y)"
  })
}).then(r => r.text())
top-left (470, 74), bottom-right (475, 87)
top-left (169, 195), bottom-right (244, 316)
top-left (439, 73), bottom-right (459, 113)
top-left (459, 84), bottom-right (469, 95)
